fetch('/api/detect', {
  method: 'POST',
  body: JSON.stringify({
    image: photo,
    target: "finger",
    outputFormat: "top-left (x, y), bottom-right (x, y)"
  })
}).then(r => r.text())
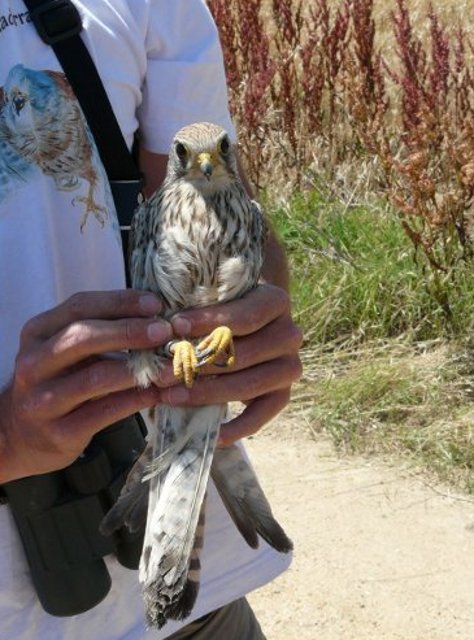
top-left (218, 388), bottom-right (291, 445)
top-left (26, 358), bottom-right (138, 418)
top-left (59, 385), bottom-right (163, 447)
top-left (16, 317), bottom-right (172, 385)
top-left (161, 354), bottom-right (302, 407)
top-left (170, 284), bottom-right (291, 338)
top-left (198, 316), bottom-right (303, 376)
top-left (20, 290), bottom-right (162, 347)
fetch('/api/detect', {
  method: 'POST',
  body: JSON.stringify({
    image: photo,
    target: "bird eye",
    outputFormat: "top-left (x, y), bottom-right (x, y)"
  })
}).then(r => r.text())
top-left (175, 142), bottom-right (188, 162)
top-left (219, 136), bottom-right (230, 156)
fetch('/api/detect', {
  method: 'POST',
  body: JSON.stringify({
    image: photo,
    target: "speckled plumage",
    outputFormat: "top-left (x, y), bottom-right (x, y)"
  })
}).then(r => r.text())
top-left (129, 122), bottom-right (264, 320)
top-left (101, 122), bottom-right (292, 629)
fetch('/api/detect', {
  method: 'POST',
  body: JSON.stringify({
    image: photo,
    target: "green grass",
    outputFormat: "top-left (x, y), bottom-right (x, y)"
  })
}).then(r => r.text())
top-left (298, 340), bottom-right (474, 491)
top-left (270, 191), bottom-right (474, 345)
top-left (268, 190), bottom-right (474, 491)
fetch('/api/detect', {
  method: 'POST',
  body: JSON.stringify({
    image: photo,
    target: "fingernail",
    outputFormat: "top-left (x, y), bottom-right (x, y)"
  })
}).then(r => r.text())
top-left (166, 386), bottom-right (190, 404)
top-left (147, 321), bottom-right (171, 343)
top-left (172, 317), bottom-right (192, 336)
top-left (139, 294), bottom-right (161, 315)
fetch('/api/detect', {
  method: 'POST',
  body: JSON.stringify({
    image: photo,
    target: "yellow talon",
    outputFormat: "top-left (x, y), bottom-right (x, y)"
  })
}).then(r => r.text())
top-left (169, 340), bottom-right (199, 388)
top-left (196, 326), bottom-right (235, 368)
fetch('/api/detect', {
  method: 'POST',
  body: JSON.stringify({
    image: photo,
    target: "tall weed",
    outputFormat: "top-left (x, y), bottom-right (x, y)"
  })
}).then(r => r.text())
top-left (207, 0), bottom-right (474, 321)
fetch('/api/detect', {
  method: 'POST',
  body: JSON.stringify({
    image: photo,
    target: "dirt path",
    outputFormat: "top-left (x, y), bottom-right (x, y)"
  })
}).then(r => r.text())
top-left (246, 416), bottom-right (474, 640)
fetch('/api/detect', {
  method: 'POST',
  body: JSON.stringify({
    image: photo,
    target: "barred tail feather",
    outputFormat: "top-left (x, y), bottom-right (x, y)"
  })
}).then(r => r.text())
top-left (140, 405), bottom-right (226, 628)
top-left (144, 496), bottom-right (207, 628)
top-left (211, 444), bottom-right (293, 554)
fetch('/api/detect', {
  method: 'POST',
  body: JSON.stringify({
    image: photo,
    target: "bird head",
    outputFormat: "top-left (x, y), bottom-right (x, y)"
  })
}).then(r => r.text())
top-left (167, 122), bottom-right (238, 188)
top-left (3, 65), bottom-right (57, 131)
top-left (3, 69), bottom-right (30, 120)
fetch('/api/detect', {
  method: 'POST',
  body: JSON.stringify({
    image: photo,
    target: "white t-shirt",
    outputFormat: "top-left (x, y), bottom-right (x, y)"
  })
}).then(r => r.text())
top-left (0, 1), bottom-right (290, 638)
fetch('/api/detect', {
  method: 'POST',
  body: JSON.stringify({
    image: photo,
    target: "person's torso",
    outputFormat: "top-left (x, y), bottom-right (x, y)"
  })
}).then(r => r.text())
top-left (0, 4), bottom-right (290, 638)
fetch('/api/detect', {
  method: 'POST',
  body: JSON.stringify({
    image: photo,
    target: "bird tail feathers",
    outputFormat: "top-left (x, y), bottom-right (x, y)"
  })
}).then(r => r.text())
top-left (211, 444), bottom-right (293, 554)
top-left (139, 405), bottom-right (226, 628)
top-left (143, 494), bottom-right (207, 628)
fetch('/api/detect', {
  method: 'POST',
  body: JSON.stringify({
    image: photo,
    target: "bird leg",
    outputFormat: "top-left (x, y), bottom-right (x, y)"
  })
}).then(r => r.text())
top-left (195, 326), bottom-right (235, 369)
top-left (167, 340), bottom-right (199, 389)
top-left (165, 326), bottom-right (235, 388)
top-left (73, 180), bottom-right (108, 231)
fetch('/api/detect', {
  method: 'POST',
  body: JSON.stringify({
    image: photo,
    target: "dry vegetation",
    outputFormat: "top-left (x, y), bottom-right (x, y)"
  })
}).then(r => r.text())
top-left (207, 0), bottom-right (474, 489)
top-left (209, 0), bottom-right (474, 283)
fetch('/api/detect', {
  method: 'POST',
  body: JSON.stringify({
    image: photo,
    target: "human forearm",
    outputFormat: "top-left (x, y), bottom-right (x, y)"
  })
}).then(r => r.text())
top-left (261, 230), bottom-right (290, 292)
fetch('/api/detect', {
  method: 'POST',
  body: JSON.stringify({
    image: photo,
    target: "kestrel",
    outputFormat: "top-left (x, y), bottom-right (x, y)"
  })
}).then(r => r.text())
top-left (0, 64), bottom-right (107, 229)
top-left (101, 122), bottom-right (292, 628)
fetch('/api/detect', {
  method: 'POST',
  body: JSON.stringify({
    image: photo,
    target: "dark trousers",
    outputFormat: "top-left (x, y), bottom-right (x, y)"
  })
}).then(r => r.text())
top-left (166, 598), bottom-right (266, 640)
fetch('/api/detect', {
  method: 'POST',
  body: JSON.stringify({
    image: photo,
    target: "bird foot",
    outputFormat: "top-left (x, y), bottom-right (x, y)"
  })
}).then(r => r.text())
top-left (167, 340), bottom-right (199, 389)
top-left (196, 326), bottom-right (235, 369)
top-left (74, 195), bottom-right (107, 231)
top-left (165, 326), bottom-right (235, 388)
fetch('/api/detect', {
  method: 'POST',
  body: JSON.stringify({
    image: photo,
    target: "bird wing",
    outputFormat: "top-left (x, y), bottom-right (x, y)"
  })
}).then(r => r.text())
top-left (99, 440), bottom-right (153, 536)
top-left (251, 198), bottom-right (269, 262)
top-left (129, 195), bottom-right (156, 291)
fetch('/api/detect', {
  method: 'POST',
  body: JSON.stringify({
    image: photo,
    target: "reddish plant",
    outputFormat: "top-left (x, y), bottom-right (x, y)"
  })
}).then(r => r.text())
top-left (207, 0), bottom-right (474, 313)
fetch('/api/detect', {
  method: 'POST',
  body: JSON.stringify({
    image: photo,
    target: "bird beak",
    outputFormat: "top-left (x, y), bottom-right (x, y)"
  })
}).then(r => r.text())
top-left (198, 153), bottom-right (214, 180)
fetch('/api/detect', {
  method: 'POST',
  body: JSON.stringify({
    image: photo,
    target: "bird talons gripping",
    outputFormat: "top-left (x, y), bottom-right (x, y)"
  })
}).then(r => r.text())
top-left (165, 326), bottom-right (235, 388)
top-left (196, 326), bottom-right (235, 369)
top-left (167, 340), bottom-right (199, 389)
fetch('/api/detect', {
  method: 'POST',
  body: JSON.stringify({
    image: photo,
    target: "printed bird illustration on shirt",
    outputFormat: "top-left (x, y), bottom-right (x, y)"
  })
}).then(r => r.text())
top-left (100, 122), bottom-right (293, 629)
top-left (0, 84), bottom-right (37, 194)
top-left (0, 64), bottom-right (107, 229)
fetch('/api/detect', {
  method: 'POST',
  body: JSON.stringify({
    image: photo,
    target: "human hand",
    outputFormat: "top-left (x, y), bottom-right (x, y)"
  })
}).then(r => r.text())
top-left (0, 290), bottom-right (172, 482)
top-left (161, 284), bottom-right (303, 445)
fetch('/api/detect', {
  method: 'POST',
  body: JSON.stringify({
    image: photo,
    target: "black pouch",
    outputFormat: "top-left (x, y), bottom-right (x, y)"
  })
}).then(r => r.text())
top-left (1, 414), bottom-right (147, 617)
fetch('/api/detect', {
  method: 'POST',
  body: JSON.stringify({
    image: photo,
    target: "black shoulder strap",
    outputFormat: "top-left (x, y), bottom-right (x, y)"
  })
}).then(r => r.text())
top-left (23, 0), bottom-right (143, 262)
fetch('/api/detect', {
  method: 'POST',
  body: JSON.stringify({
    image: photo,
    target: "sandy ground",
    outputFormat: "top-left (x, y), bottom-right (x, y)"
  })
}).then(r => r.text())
top-left (245, 416), bottom-right (474, 640)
